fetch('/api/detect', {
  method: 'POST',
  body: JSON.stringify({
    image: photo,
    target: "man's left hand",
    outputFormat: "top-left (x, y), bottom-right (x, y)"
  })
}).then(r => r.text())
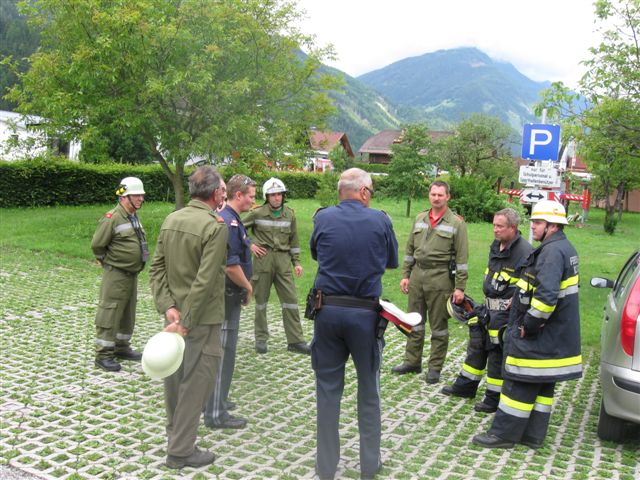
top-left (294, 265), bottom-right (303, 277)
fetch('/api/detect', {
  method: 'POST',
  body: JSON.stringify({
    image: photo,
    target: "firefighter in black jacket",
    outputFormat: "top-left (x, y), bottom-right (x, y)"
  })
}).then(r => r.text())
top-left (441, 208), bottom-right (532, 412)
top-left (473, 200), bottom-right (581, 449)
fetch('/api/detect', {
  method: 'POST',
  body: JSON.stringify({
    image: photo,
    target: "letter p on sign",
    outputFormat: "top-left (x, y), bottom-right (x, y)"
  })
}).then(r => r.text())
top-left (521, 124), bottom-right (561, 161)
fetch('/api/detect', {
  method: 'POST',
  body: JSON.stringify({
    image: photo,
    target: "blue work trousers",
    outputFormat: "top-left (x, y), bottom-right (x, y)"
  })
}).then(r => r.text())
top-left (311, 305), bottom-right (384, 479)
top-left (204, 287), bottom-right (242, 423)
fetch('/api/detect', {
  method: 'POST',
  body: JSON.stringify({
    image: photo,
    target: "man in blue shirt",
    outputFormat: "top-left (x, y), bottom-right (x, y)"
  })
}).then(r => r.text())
top-left (310, 168), bottom-right (399, 480)
top-left (204, 174), bottom-right (256, 430)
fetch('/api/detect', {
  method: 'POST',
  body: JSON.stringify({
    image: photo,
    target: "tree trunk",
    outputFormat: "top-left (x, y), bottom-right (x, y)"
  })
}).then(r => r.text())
top-left (147, 139), bottom-right (186, 210)
top-left (615, 185), bottom-right (625, 222)
top-left (173, 162), bottom-right (185, 210)
top-left (406, 197), bottom-right (412, 218)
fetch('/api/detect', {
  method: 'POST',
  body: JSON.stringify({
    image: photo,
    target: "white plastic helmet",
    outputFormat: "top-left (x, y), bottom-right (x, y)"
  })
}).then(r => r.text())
top-left (141, 332), bottom-right (185, 380)
top-left (531, 199), bottom-right (568, 225)
top-left (262, 177), bottom-right (287, 200)
top-left (116, 177), bottom-right (145, 196)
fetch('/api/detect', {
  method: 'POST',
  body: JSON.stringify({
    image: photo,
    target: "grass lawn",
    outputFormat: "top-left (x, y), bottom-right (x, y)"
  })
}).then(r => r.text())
top-left (2, 197), bottom-right (639, 347)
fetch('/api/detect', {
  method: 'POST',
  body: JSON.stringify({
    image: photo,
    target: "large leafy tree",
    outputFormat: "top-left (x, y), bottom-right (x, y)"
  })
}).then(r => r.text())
top-left (537, 0), bottom-right (640, 231)
top-left (439, 113), bottom-right (517, 182)
top-left (388, 124), bottom-right (435, 217)
top-left (0, 0), bottom-right (40, 111)
top-left (7, 0), bottom-right (336, 208)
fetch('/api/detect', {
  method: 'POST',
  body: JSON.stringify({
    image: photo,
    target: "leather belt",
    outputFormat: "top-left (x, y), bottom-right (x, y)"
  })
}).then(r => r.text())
top-left (322, 295), bottom-right (379, 311)
top-left (485, 298), bottom-right (510, 311)
top-left (416, 262), bottom-right (448, 269)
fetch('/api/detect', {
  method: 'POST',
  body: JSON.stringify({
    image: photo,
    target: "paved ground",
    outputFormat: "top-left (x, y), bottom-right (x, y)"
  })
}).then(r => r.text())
top-left (1, 247), bottom-right (638, 479)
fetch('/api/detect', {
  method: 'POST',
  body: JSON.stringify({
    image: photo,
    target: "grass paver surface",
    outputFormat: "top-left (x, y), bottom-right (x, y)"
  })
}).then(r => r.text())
top-left (1, 246), bottom-right (638, 479)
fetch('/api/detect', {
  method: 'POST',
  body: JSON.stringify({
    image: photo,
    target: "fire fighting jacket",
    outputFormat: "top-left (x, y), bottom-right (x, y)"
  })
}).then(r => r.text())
top-left (503, 230), bottom-right (582, 383)
top-left (483, 232), bottom-right (533, 342)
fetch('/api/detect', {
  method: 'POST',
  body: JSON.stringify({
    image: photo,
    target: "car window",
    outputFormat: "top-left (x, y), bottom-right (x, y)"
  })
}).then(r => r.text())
top-left (613, 251), bottom-right (640, 301)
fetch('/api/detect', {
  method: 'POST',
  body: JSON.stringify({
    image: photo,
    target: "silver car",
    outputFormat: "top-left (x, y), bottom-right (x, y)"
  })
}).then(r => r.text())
top-left (590, 250), bottom-right (640, 442)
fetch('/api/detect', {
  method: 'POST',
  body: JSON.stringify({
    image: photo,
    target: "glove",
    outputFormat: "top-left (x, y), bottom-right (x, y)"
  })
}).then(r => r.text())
top-left (521, 315), bottom-right (544, 338)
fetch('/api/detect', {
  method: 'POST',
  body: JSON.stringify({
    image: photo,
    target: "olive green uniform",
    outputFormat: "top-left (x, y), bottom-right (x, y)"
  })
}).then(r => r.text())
top-left (402, 208), bottom-right (469, 371)
top-left (243, 204), bottom-right (305, 345)
top-left (91, 203), bottom-right (146, 360)
top-left (149, 199), bottom-right (228, 458)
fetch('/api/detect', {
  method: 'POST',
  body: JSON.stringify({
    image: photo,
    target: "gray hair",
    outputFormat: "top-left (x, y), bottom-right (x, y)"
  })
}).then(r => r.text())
top-left (495, 207), bottom-right (521, 227)
top-left (338, 168), bottom-right (372, 196)
top-left (189, 166), bottom-right (223, 200)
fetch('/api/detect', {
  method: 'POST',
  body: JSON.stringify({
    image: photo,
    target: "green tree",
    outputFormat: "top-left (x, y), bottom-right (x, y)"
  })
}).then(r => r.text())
top-left (439, 113), bottom-right (517, 182)
top-left (328, 143), bottom-right (352, 172)
top-left (388, 124), bottom-right (434, 217)
top-left (0, 0), bottom-right (40, 111)
top-left (7, 0), bottom-right (337, 208)
top-left (537, 0), bottom-right (640, 231)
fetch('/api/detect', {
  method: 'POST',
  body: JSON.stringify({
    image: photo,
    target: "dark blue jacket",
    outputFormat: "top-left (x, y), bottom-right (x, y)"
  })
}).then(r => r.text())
top-left (310, 200), bottom-right (398, 298)
top-left (219, 205), bottom-right (252, 288)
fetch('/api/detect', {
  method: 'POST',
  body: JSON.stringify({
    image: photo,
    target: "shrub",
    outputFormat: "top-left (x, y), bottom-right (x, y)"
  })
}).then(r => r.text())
top-left (0, 159), bottom-right (323, 207)
top-left (355, 162), bottom-right (390, 174)
top-left (314, 172), bottom-right (339, 207)
top-left (448, 175), bottom-right (513, 223)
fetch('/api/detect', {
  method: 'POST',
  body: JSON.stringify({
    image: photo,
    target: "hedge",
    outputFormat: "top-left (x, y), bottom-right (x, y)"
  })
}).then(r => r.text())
top-left (0, 159), bottom-right (323, 207)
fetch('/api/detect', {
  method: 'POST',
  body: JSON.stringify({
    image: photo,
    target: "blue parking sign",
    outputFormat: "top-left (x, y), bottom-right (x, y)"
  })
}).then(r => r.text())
top-left (521, 124), bottom-right (561, 161)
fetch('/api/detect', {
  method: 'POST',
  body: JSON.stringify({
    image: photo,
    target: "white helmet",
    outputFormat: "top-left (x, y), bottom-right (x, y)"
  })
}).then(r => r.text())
top-left (262, 177), bottom-right (287, 200)
top-left (141, 332), bottom-right (185, 380)
top-left (531, 200), bottom-right (568, 225)
top-left (116, 177), bottom-right (145, 196)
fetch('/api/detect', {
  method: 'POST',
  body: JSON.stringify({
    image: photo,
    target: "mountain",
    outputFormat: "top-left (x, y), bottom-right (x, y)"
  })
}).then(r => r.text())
top-left (353, 47), bottom-right (551, 135)
top-left (321, 65), bottom-right (405, 156)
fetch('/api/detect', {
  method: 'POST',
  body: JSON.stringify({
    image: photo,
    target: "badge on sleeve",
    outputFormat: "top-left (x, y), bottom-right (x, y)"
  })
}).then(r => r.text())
top-left (105, 213), bottom-right (113, 218)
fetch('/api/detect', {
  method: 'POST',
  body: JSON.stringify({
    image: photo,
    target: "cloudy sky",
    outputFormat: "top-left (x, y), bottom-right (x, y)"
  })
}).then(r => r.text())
top-left (296, 0), bottom-right (603, 89)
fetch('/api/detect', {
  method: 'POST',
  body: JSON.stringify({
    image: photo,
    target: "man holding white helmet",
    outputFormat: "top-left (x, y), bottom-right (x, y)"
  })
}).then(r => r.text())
top-left (473, 199), bottom-right (581, 449)
top-left (243, 177), bottom-right (310, 355)
top-left (150, 166), bottom-right (228, 469)
top-left (91, 176), bottom-right (148, 372)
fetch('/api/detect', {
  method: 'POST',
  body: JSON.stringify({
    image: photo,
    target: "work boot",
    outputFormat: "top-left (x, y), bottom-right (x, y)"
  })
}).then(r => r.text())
top-left (115, 348), bottom-right (142, 361)
top-left (205, 414), bottom-right (247, 429)
top-left (474, 400), bottom-right (498, 413)
top-left (391, 363), bottom-right (422, 375)
top-left (287, 342), bottom-right (311, 355)
top-left (166, 447), bottom-right (215, 469)
top-left (95, 358), bottom-right (121, 372)
top-left (441, 385), bottom-right (475, 398)
top-left (425, 369), bottom-right (441, 384)
top-left (472, 433), bottom-right (514, 449)
top-left (255, 341), bottom-right (268, 354)
top-left (224, 400), bottom-right (236, 411)
top-left (520, 437), bottom-right (543, 449)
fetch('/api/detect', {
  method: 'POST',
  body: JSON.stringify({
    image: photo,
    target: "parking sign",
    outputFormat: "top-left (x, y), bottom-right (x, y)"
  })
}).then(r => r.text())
top-left (521, 124), bottom-right (561, 161)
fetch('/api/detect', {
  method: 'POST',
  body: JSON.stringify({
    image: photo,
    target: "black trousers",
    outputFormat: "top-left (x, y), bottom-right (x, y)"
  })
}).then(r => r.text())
top-left (312, 305), bottom-right (383, 479)
top-left (489, 379), bottom-right (555, 444)
top-left (451, 323), bottom-right (503, 406)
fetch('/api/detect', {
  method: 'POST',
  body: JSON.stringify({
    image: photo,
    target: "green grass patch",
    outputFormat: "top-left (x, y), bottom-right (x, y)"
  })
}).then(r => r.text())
top-left (2, 199), bottom-right (639, 347)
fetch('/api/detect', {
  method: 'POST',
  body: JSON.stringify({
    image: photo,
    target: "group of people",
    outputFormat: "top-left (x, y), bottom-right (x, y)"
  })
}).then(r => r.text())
top-left (90, 166), bottom-right (581, 478)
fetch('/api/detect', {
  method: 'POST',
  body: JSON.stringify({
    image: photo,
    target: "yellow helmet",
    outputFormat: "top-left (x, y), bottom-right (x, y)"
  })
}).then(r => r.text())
top-left (531, 200), bottom-right (568, 225)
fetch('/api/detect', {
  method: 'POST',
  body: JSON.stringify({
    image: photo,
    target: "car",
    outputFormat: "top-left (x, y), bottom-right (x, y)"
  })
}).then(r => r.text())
top-left (590, 250), bottom-right (640, 442)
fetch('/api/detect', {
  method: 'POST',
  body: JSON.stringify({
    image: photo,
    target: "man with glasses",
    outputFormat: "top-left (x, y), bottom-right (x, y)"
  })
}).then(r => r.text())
top-left (204, 174), bottom-right (256, 430)
top-left (393, 180), bottom-right (469, 385)
top-left (311, 168), bottom-right (398, 480)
